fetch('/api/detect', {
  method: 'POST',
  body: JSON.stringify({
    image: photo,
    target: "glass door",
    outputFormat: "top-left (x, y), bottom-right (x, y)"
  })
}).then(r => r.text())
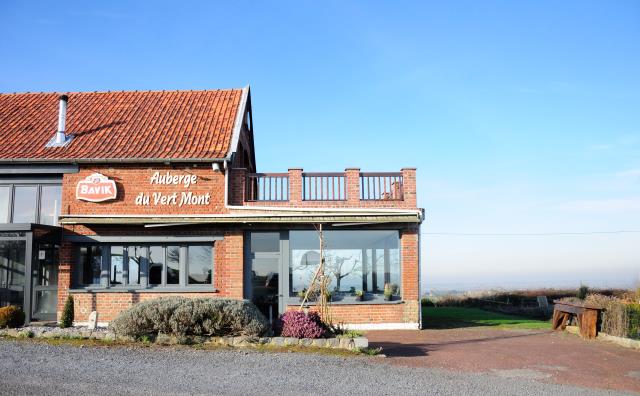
top-left (0, 239), bottom-right (27, 308)
top-left (245, 232), bottom-right (283, 324)
top-left (31, 244), bottom-right (58, 321)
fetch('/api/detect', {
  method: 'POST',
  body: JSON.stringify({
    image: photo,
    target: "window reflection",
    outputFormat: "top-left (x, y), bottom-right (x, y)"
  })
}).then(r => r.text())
top-left (166, 246), bottom-right (180, 285)
top-left (110, 246), bottom-right (124, 285)
top-left (128, 246), bottom-right (143, 285)
top-left (0, 186), bottom-right (10, 223)
top-left (12, 186), bottom-right (37, 223)
top-left (80, 246), bottom-right (102, 285)
top-left (289, 230), bottom-right (400, 297)
top-left (148, 245), bottom-right (163, 285)
top-left (188, 246), bottom-right (212, 285)
top-left (39, 185), bottom-right (62, 226)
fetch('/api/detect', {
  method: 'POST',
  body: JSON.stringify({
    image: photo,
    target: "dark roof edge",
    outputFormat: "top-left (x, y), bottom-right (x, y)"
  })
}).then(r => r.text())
top-left (0, 157), bottom-right (227, 164)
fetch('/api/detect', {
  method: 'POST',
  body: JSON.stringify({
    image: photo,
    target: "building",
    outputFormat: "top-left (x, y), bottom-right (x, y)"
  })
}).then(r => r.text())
top-left (0, 87), bottom-right (424, 329)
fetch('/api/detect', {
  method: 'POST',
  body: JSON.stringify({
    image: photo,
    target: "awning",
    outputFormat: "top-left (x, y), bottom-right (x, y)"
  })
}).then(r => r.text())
top-left (58, 212), bottom-right (422, 226)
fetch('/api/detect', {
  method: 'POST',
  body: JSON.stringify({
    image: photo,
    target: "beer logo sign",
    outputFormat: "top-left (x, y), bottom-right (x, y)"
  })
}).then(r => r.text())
top-left (76, 173), bottom-right (117, 202)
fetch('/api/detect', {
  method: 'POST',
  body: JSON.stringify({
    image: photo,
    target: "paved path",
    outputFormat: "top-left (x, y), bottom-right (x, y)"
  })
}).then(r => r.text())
top-left (0, 338), bottom-right (634, 395)
top-left (367, 328), bottom-right (640, 394)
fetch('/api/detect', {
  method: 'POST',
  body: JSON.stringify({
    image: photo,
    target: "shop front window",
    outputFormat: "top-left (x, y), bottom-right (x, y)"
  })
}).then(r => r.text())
top-left (289, 230), bottom-right (400, 299)
top-left (75, 243), bottom-right (213, 289)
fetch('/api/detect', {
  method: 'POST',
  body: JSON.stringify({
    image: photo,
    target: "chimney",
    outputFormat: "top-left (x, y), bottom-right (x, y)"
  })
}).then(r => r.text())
top-left (56, 94), bottom-right (68, 144)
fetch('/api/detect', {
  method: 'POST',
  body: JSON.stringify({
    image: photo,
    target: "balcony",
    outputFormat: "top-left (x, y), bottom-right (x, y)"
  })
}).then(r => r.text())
top-left (236, 168), bottom-right (416, 208)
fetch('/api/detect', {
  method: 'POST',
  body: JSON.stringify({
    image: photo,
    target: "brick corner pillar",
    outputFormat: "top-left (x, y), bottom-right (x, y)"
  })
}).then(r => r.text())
top-left (229, 167), bottom-right (246, 205)
top-left (56, 240), bottom-right (74, 322)
top-left (345, 168), bottom-right (361, 205)
top-left (288, 168), bottom-right (303, 205)
top-left (400, 224), bottom-right (420, 323)
top-left (401, 167), bottom-right (417, 207)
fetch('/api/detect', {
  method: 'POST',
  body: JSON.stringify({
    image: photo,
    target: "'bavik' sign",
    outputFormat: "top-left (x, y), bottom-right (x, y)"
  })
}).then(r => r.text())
top-left (76, 173), bottom-right (117, 202)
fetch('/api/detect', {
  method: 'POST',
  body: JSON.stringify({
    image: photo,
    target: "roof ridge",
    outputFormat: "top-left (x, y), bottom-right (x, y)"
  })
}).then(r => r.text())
top-left (0, 88), bottom-right (244, 96)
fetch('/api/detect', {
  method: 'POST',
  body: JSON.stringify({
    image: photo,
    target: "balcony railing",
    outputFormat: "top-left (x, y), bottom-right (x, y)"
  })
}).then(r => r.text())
top-left (245, 173), bottom-right (289, 201)
top-left (360, 172), bottom-right (404, 201)
top-left (303, 172), bottom-right (346, 201)
top-left (241, 169), bottom-right (411, 203)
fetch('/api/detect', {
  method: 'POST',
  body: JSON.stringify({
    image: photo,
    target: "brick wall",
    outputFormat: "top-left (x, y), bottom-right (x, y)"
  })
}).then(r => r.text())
top-left (63, 164), bottom-right (227, 216)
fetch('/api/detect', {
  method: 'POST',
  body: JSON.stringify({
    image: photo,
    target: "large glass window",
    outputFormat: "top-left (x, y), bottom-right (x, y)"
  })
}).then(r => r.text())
top-left (12, 186), bottom-right (37, 223)
top-left (0, 183), bottom-right (62, 225)
top-left (39, 185), bottom-right (62, 226)
top-left (75, 243), bottom-right (213, 289)
top-left (289, 230), bottom-right (400, 298)
top-left (188, 245), bottom-right (212, 285)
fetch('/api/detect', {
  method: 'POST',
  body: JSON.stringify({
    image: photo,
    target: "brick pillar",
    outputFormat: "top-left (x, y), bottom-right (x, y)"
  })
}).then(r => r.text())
top-left (56, 239), bottom-right (74, 322)
top-left (400, 225), bottom-right (419, 301)
top-left (401, 168), bottom-right (417, 207)
top-left (345, 168), bottom-right (361, 205)
top-left (288, 168), bottom-right (303, 205)
top-left (230, 168), bottom-right (246, 205)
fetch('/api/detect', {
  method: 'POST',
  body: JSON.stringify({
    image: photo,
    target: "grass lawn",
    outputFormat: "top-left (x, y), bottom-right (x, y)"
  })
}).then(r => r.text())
top-left (423, 307), bottom-right (551, 330)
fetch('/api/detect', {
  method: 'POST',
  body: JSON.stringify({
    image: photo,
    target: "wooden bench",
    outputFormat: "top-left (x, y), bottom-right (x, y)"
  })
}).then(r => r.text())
top-left (552, 301), bottom-right (603, 339)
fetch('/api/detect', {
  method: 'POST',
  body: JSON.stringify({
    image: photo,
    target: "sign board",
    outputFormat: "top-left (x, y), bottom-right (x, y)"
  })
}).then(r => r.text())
top-left (134, 171), bottom-right (210, 207)
top-left (76, 173), bottom-right (117, 202)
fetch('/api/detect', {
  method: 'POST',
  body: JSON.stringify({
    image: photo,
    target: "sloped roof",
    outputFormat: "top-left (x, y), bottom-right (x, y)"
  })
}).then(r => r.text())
top-left (0, 88), bottom-right (246, 162)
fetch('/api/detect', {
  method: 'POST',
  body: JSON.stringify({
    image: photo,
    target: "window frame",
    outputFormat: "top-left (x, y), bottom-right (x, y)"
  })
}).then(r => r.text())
top-left (0, 181), bottom-right (63, 226)
top-left (245, 229), bottom-right (404, 308)
top-left (73, 242), bottom-right (215, 291)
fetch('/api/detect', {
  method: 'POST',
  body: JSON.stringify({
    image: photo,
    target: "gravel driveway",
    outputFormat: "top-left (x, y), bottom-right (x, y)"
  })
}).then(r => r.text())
top-left (0, 339), bottom-right (634, 396)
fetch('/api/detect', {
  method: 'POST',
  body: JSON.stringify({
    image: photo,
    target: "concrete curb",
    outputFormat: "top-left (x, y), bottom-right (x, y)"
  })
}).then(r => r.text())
top-left (0, 328), bottom-right (369, 350)
top-left (564, 325), bottom-right (640, 349)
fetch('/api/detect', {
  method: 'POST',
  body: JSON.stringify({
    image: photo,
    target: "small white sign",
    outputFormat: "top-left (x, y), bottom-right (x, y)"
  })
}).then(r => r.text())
top-left (38, 250), bottom-right (46, 260)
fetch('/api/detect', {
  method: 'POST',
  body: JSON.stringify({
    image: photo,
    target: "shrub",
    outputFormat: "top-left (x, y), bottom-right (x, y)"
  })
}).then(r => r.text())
top-left (627, 303), bottom-right (640, 340)
top-left (577, 285), bottom-right (589, 300)
top-left (109, 297), bottom-right (269, 339)
top-left (421, 297), bottom-right (435, 307)
top-left (278, 311), bottom-right (327, 338)
top-left (59, 295), bottom-right (74, 328)
top-left (0, 305), bottom-right (25, 328)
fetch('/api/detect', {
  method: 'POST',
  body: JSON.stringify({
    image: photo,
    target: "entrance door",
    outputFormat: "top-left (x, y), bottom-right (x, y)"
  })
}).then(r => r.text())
top-left (31, 244), bottom-right (58, 321)
top-left (245, 232), bottom-right (283, 324)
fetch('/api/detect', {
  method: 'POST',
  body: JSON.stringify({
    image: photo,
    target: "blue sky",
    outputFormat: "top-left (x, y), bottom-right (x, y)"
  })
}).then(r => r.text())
top-left (1, 1), bottom-right (639, 291)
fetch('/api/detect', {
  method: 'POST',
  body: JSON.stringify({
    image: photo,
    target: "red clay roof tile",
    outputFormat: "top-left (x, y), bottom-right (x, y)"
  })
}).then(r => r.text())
top-left (0, 89), bottom-right (244, 162)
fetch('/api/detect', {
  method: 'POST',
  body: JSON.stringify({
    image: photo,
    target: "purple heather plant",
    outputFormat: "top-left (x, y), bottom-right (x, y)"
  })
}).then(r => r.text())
top-left (278, 311), bottom-right (327, 338)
